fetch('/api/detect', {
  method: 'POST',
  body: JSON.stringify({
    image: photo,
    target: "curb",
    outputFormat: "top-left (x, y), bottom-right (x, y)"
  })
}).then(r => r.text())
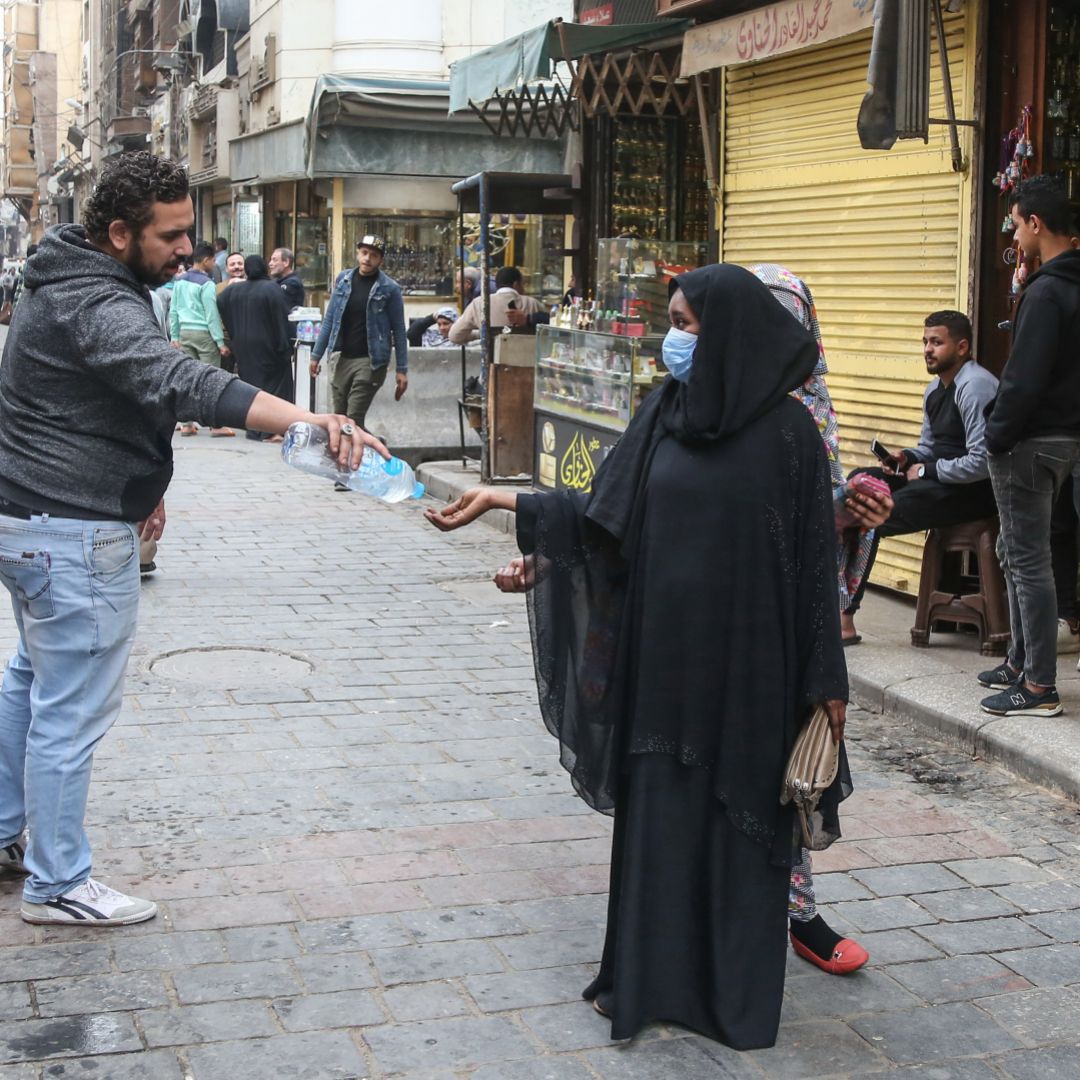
top-left (850, 668), bottom-right (1080, 804)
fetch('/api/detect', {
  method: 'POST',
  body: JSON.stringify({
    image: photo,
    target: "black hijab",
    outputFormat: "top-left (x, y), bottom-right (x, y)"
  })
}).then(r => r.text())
top-left (587, 263), bottom-right (819, 543)
top-left (244, 254), bottom-right (269, 281)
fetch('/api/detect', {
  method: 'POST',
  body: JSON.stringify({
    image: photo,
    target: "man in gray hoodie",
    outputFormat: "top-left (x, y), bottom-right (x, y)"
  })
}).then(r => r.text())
top-left (0, 152), bottom-right (384, 927)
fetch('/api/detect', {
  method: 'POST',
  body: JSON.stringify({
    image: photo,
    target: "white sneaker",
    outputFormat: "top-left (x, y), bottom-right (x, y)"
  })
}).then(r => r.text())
top-left (1057, 619), bottom-right (1080, 654)
top-left (21, 877), bottom-right (157, 926)
top-left (0, 839), bottom-right (26, 874)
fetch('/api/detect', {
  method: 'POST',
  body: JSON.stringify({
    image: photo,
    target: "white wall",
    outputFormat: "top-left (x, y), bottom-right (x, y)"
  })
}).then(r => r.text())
top-left (333, 0), bottom-right (444, 77)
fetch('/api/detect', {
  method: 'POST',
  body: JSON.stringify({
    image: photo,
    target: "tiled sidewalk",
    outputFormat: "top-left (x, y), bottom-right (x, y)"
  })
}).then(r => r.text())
top-left (0, 439), bottom-right (1078, 1078)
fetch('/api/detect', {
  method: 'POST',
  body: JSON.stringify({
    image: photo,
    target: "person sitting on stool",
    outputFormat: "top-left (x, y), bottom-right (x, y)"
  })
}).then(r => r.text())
top-left (841, 311), bottom-right (999, 643)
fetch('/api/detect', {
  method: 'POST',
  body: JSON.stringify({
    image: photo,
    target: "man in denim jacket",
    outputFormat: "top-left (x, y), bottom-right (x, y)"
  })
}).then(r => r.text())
top-left (310, 235), bottom-right (408, 433)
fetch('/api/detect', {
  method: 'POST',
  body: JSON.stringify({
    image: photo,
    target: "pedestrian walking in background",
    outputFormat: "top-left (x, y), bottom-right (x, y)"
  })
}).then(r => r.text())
top-left (218, 254), bottom-right (294, 441)
top-left (10, 244), bottom-right (36, 310)
top-left (310, 234), bottom-right (409, 448)
top-left (0, 151), bottom-right (385, 928)
top-left (170, 241), bottom-right (233, 437)
top-left (216, 251), bottom-right (245, 294)
top-left (211, 236), bottom-right (228, 283)
top-left (269, 246), bottom-right (305, 312)
top-left (427, 264), bottom-right (851, 1050)
top-left (980, 176), bottom-right (1080, 718)
top-left (150, 261), bottom-right (185, 339)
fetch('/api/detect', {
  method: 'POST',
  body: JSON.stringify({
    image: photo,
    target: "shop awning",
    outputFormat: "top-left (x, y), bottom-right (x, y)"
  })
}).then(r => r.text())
top-left (448, 17), bottom-right (692, 115)
top-left (302, 74), bottom-right (565, 179)
top-left (230, 119), bottom-right (306, 185)
top-left (680, 0), bottom-right (876, 77)
top-left (310, 75), bottom-right (471, 132)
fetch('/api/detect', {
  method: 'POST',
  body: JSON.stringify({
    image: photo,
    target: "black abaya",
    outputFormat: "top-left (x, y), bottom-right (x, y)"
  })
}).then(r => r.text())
top-left (514, 265), bottom-right (850, 1048)
top-left (217, 278), bottom-right (294, 405)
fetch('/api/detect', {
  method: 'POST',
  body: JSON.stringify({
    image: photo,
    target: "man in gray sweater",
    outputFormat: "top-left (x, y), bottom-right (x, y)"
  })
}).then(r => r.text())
top-left (0, 153), bottom-right (384, 927)
top-left (840, 310), bottom-right (999, 643)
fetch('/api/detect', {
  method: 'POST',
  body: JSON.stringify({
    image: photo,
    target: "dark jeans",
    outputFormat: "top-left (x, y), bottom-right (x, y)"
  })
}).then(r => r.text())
top-left (990, 437), bottom-right (1080, 687)
top-left (1050, 474), bottom-right (1080, 623)
top-left (844, 467), bottom-right (998, 615)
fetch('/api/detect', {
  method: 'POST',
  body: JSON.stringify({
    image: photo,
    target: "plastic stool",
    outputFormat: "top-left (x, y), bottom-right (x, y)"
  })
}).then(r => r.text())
top-left (910, 517), bottom-right (1010, 656)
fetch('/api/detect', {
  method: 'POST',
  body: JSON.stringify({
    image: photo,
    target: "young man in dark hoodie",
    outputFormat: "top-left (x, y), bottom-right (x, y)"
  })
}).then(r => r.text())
top-left (0, 153), bottom-right (385, 926)
top-left (979, 176), bottom-right (1080, 717)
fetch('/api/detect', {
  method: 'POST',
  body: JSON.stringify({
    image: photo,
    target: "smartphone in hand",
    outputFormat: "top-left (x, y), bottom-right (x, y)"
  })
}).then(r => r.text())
top-left (870, 439), bottom-right (903, 471)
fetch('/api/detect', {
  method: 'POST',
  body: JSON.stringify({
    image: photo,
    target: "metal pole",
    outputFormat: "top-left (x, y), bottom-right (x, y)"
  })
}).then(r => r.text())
top-left (458, 197), bottom-right (468, 467)
top-left (479, 174), bottom-right (491, 484)
top-left (931, 0), bottom-right (964, 173)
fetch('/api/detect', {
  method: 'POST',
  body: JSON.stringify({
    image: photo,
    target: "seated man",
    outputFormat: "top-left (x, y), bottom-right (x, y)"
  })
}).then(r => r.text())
top-left (448, 266), bottom-right (546, 344)
top-left (841, 311), bottom-right (999, 642)
top-left (407, 306), bottom-right (459, 348)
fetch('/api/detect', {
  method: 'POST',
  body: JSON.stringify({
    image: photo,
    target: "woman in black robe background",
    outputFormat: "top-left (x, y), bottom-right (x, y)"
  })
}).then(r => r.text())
top-left (217, 255), bottom-right (294, 439)
top-left (426, 264), bottom-right (850, 1049)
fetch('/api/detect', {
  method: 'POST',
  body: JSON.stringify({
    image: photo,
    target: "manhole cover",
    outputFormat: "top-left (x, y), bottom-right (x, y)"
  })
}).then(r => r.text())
top-left (150, 647), bottom-right (313, 687)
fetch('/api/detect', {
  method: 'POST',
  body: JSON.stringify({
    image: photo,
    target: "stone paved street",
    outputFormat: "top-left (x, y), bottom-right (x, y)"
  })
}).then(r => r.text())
top-left (2, 437), bottom-right (1080, 1078)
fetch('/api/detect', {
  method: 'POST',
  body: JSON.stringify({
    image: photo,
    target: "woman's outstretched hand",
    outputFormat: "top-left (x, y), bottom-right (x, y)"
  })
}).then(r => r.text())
top-left (425, 488), bottom-right (491, 532)
top-left (494, 556), bottom-right (535, 593)
top-left (823, 699), bottom-right (846, 744)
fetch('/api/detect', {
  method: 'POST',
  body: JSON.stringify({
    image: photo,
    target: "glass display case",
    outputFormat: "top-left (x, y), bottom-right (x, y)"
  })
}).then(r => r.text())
top-left (535, 325), bottom-right (665, 431)
top-left (533, 325), bottom-right (668, 493)
top-left (595, 237), bottom-right (708, 336)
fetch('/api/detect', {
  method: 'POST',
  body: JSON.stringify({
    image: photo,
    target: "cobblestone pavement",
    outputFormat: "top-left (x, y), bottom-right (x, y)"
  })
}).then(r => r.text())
top-left (1, 438), bottom-right (1080, 1079)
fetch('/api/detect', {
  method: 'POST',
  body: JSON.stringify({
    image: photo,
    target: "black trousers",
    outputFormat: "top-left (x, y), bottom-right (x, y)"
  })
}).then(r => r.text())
top-left (1050, 475), bottom-right (1080, 623)
top-left (845, 467), bottom-right (998, 615)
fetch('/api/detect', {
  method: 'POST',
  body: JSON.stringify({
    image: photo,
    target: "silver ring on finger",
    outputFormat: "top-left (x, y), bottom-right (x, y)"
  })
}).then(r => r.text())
top-left (340, 423), bottom-right (356, 436)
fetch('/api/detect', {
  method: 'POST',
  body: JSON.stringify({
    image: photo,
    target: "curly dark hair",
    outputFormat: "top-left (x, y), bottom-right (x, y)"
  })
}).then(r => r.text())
top-left (82, 152), bottom-right (190, 244)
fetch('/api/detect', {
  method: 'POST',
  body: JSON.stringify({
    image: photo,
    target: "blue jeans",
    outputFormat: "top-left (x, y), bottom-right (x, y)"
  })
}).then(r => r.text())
top-left (990, 437), bottom-right (1080, 688)
top-left (0, 515), bottom-right (139, 901)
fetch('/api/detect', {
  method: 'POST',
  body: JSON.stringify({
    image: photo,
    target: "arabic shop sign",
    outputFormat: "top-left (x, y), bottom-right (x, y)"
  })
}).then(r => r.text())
top-left (581, 3), bottom-right (615, 24)
top-left (535, 415), bottom-right (619, 493)
top-left (681, 0), bottom-right (875, 77)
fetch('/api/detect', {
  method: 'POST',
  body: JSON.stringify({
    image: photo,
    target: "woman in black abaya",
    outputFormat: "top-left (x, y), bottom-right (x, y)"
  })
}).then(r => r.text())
top-left (426, 264), bottom-right (851, 1050)
top-left (217, 255), bottom-right (294, 440)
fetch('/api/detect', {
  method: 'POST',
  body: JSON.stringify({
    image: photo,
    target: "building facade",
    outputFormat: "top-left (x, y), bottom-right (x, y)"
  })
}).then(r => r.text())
top-left (1, 0), bottom-right (83, 239)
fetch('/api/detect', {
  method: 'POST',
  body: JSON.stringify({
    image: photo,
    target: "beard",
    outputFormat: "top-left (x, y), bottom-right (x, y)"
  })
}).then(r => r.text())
top-left (128, 239), bottom-right (179, 287)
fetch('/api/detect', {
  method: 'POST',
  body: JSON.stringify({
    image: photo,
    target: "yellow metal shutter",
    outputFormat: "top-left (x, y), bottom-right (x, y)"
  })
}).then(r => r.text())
top-left (720, 7), bottom-right (979, 596)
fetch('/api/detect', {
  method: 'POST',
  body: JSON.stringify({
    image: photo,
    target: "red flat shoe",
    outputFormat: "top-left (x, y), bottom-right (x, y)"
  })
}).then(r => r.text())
top-left (790, 932), bottom-right (869, 975)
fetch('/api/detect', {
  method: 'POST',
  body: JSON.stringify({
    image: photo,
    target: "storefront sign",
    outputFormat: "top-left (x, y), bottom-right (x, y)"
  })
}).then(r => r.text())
top-left (581, 3), bottom-right (615, 24)
top-left (535, 414), bottom-right (620, 493)
top-left (681, 0), bottom-right (875, 76)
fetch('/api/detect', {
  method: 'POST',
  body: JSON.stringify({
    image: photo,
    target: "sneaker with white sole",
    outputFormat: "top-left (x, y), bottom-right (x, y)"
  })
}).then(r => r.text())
top-left (0, 839), bottom-right (26, 874)
top-left (21, 878), bottom-right (157, 926)
top-left (1057, 619), bottom-right (1080, 655)
top-left (977, 663), bottom-right (1023, 690)
top-left (980, 684), bottom-right (1063, 717)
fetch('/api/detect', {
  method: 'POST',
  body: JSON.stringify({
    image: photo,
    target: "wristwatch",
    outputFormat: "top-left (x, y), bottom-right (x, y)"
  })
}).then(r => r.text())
top-left (916, 465), bottom-right (926, 479)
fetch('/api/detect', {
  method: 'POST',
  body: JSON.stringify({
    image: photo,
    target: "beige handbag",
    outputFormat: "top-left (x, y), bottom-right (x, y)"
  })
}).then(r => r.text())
top-left (780, 705), bottom-right (839, 847)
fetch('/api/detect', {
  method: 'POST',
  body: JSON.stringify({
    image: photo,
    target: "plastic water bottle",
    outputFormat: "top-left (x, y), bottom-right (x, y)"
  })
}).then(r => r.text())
top-left (281, 422), bottom-right (425, 503)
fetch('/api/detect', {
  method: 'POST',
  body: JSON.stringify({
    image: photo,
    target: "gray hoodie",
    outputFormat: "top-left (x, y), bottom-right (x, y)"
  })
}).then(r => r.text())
top-left (0, 224), bottom-right (258, 521)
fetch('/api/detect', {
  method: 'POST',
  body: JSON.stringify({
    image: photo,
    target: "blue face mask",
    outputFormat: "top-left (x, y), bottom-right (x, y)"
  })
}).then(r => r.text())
top-left (662, 326), bottom-right (697, 382)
